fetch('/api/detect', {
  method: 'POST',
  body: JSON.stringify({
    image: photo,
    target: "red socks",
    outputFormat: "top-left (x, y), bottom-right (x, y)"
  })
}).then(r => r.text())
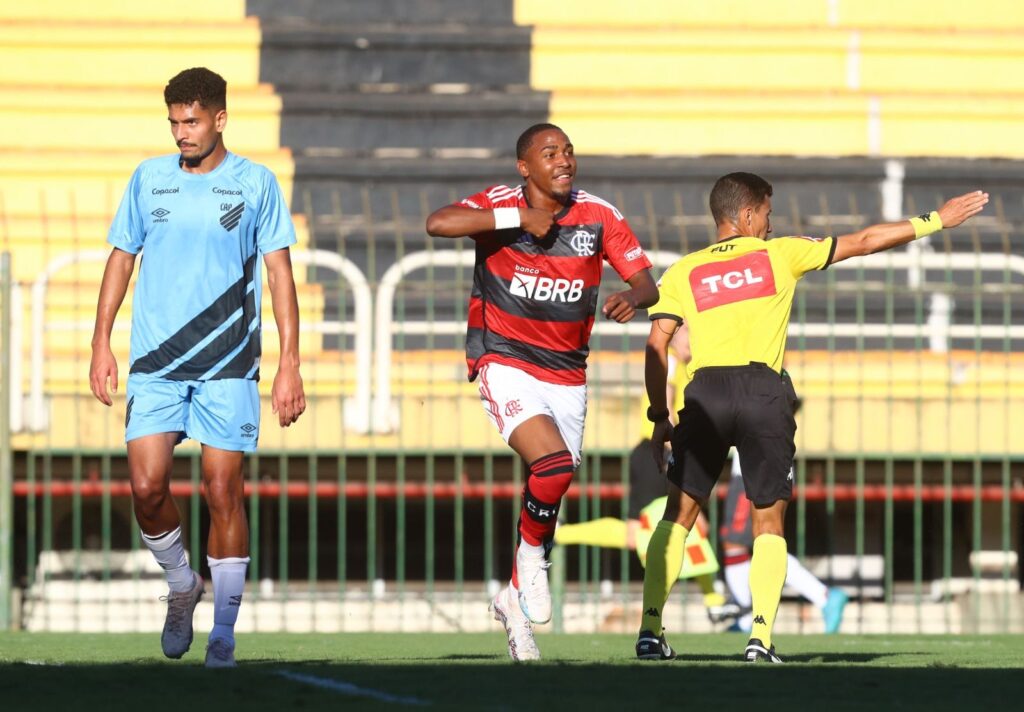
top-left (511, 450), bottom-right (575, 587)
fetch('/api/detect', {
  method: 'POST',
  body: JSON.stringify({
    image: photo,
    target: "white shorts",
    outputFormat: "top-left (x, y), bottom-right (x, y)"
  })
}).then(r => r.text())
top-left (477, 362), bottom-right (587, 465)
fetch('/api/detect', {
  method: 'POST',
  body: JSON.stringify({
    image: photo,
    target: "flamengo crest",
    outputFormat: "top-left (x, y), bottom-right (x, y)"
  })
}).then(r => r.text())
top-left (570, 228), bottom-right (596, 257)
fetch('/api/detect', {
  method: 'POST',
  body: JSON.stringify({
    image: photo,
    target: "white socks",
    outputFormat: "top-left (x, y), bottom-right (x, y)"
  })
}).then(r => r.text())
top-left (725, 554), bottom-right (830, 613)
top-left (141, 527), bottom-right (194, 593)
top-left (784, 554), bottom-right (829, 609)
top-left (518, 541), bottom-right (546, 559)
top-left (208, 556), bottom-right (250, 644)
top-left (725, 559), bottom-right (753, 608)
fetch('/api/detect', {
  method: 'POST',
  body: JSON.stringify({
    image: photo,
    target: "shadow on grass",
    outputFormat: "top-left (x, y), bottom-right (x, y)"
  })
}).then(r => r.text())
top-left (2, 658), bottom-right (1023, 711)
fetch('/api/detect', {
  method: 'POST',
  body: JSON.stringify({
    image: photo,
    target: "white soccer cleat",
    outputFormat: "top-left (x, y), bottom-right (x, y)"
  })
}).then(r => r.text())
top-left (160, 571), bottom-right (204, 659)
top-left (204, 637), bottom-right (237, 668)
top-left (490, 584), bottom-right (541, 661)
top-left (516, 547), bottom-right (552, 624)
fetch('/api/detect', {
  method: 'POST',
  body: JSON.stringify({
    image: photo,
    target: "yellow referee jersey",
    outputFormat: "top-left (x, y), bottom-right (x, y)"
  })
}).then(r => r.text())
top-left (650, 235), bottom-right (836, 377)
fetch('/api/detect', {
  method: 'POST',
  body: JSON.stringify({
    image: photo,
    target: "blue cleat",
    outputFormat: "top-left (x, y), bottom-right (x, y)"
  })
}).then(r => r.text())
top-left (822, 588), bottom-right (849, 633)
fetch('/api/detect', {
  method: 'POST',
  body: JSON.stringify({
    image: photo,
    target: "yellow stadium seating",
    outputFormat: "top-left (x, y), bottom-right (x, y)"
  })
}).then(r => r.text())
top-left (3, 0), bottom-right (247, 22)
top-left (518, 0), bottom-right (1024, 157)
top-left (516, 0), bottom-right (1024, 31)
top-left (0, 86), bottom-right (282, 155)
top-left (0, 0), bottom-right (349, 434)
top-left (0, 22), bottom-right (262, 88)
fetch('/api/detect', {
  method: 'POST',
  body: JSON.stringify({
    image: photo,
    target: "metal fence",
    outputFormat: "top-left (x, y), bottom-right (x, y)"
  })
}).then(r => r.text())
top-left (1, 168), bottom-right (1023, 635)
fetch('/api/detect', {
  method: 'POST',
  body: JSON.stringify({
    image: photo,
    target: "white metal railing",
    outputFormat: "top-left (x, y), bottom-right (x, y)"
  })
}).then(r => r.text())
top-left (10, 283), bottom-right (23, 432)
top-left (28, 249), bottom-right (373, 433)
top-left (29, 250), bottom-right (109, 431)
top-left (371, 249), bottom-right (683, 433)
top-left (372, 248), bottom-right (1024, 432)
top-left (24, 246), bottom-right (1024, 436)
top-left (826, 251), bottom-right (1024, 349)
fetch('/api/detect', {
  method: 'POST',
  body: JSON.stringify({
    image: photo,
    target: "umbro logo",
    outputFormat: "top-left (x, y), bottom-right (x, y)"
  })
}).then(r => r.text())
top-left (220, 202), bottom-right (244, 231)
top-left (753, 615), bottom-right (767, 625)
top-left (240, 422), bottom-right (257, 438)
top-left (151, 208), bottom-right (170, 222)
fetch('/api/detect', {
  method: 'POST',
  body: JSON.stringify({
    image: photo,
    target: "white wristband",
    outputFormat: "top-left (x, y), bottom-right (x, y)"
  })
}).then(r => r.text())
top-left (493, 207), bottom-right (521, 230)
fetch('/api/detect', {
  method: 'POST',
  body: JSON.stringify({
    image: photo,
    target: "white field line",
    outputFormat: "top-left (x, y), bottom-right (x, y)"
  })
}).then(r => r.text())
top-left (275, 669), bottom-right (430, 706)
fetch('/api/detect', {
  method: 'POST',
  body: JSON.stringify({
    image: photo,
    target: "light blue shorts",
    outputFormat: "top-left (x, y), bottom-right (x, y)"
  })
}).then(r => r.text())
top-left (125, 374), bottom-right (260, 452)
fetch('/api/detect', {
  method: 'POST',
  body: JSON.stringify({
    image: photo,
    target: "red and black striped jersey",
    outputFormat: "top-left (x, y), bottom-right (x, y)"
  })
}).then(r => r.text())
top-left (458, 184), bottom-right (653, 385)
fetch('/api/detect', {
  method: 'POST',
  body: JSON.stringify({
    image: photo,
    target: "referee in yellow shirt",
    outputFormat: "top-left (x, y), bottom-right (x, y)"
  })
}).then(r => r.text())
top-left (635, 172), bottom-right (988, 662)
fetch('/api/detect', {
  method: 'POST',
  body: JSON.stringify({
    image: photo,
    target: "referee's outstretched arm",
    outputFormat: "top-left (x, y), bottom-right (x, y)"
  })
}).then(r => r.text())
top-left (830, 190), bottom-right (989, 264)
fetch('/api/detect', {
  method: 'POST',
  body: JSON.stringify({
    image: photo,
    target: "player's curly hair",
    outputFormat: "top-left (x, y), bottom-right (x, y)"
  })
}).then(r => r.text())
top-left (516, 123), bottom-right (565, 159)
top-left (164, 67), bottom-right (227, 111)
top-left (709, 172), bottom-right (773, 225)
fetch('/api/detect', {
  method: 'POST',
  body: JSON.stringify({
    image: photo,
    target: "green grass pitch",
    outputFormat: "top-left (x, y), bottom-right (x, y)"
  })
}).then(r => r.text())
top-left (1, 632), bottom-right (1022, 710)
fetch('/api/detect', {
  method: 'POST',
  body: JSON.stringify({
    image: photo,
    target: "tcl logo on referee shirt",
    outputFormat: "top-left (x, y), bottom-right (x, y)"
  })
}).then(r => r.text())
top-left (690, 251), bottom-right (777, 311)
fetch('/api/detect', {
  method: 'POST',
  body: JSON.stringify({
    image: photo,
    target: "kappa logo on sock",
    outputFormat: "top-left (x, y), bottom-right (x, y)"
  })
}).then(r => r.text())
top-left (753, 614), bottom-right (766, 625)
top-left (229, 594), bottom-right (243, 607)
top-left (645, 607), bottom-right (660, 617)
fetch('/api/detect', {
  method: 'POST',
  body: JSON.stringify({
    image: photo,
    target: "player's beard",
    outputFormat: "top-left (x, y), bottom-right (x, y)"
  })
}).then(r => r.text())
top-left (178, 140), bottom-right (219, 168)
top-left (550, 180), bottom-right (572, 203)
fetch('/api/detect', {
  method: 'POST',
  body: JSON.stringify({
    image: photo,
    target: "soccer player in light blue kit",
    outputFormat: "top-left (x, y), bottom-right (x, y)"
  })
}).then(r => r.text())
top-left (89, 68), bottom-right (306, 668)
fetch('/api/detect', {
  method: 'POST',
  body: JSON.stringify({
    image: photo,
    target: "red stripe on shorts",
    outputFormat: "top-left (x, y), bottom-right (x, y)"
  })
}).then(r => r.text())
top-left (478, 364), bottom-right (505, 432)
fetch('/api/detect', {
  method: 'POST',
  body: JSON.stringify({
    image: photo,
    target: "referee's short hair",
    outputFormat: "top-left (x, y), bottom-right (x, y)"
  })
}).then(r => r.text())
top-left (164, 67), bottom-right (227, 112)
top-left (710, 172), bottom-right (773, 225)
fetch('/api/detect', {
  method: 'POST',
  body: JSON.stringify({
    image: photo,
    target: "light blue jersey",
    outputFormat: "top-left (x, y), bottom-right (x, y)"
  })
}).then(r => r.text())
top-left (108, 152), bottom-right (295, 381)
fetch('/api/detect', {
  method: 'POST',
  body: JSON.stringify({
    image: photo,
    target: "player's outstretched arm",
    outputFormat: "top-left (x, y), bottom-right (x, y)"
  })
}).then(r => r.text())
top-left (425, 205), bottom-right (556, 239)
top-left (602, 269), bottom-right (659, 323)
top-left (89, 248), bottom-right (137, 406)
top-left (264, 248), bottom-right (306, 427)
top-left (645, 317), bottom-right (681, 469)
top-left (830, 190), bottom-right (989, 265)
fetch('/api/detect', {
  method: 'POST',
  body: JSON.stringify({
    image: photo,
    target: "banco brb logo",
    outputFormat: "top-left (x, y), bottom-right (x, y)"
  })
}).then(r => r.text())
top-left (510, 274), bottom-right (585, 302)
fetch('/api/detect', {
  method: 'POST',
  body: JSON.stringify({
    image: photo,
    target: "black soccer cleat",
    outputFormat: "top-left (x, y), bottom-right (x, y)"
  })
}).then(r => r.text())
top-left (744, 638), bottom-right (783, 663)
top-left (636, 629), bottom-right (676, 661)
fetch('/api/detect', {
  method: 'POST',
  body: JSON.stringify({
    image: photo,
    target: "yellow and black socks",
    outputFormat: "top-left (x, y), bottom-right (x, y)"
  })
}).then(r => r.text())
top-left (749, 534), bottom-right (788, 647)
top-left (639, 520), bottom-right (688, 633)
top-left (553, 517), bottom-right (629, 549)
top-left (696, 572), bottom-right (726, 608)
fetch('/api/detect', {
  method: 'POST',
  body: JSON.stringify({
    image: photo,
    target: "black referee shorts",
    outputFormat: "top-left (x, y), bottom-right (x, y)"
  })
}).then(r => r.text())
top-left (666, 363), bottom-right (797, 507)
top-left (720, 474), bottom-right (754, 548)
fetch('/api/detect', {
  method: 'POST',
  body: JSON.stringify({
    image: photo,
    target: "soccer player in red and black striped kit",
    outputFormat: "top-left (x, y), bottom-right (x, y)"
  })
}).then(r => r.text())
top-left (427, 124), bottom-right (658, 660)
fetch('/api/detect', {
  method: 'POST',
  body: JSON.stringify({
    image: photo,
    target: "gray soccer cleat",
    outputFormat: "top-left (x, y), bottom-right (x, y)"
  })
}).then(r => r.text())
top-left (160, 572), bottom-right (204, 659)
top-left (204, 637), bottom-right (237, 668)
top-left (490, 584), bottom-right (541, 661)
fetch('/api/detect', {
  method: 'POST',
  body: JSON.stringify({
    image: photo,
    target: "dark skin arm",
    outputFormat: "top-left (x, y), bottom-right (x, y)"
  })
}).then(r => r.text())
top-left (425, 205), bottom-right (556, 240)
top-left (602, 269), bottom-right (659, 323)
top-left (427, 202), bottom-right (659, 321)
